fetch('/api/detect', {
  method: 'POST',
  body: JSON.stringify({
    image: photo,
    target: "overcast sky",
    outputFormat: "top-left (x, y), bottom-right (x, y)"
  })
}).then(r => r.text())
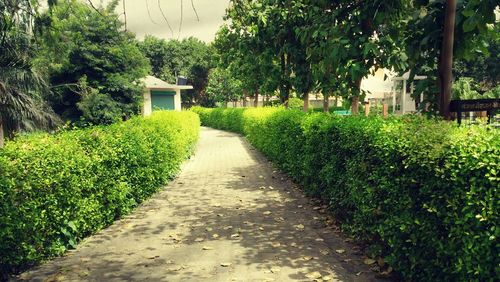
top-left (105, 0), bottom-right (229, 42)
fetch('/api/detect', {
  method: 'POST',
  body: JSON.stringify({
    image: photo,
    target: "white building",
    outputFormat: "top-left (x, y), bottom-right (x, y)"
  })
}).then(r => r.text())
top-left (141, 75), bottom-right (193, 115)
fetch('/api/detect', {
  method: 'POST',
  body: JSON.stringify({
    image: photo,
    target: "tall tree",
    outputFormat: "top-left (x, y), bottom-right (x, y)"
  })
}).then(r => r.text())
top-left (300, 0), bottom-right (410, 114)
top-left (0, 0), bottom-right (59, 146)
top-left (138, 36), bottom-right (215, 107)
top-left (36, 0), bottom-right (149, 124)
top-left (403, 0), bottom-right (498, 116)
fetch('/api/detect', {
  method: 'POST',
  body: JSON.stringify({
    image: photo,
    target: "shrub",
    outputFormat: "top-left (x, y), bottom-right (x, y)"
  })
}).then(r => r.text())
top-left (0, 111), bottom-right (199, 276)
top-left (192, 107), bottom-right (499, 281)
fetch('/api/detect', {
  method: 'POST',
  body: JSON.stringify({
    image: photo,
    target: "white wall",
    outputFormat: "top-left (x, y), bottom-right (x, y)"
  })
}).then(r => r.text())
top-left (142, 89), bottom-right (152, 116)
top-left (175, 89), bottom-right (182, 111)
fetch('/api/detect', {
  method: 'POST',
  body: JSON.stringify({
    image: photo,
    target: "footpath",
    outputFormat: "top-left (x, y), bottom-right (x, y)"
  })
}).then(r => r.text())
top-left (17, 127), bottom-right (381, 282)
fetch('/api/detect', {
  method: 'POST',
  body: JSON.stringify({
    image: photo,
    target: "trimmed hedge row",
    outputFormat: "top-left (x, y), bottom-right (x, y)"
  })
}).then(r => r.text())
top-left (192, 106), bottom-right (499, 281)
top-left (0, 111), bottom-right (199, 276)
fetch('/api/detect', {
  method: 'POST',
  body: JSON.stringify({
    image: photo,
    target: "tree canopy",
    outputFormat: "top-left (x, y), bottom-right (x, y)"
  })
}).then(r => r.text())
top-left (36, 0), bottom-right (149, 124)
top-left (138, 36), bottom-right (215, 107)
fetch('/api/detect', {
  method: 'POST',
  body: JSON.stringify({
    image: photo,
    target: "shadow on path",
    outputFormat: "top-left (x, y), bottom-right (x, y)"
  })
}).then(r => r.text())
top-left (15, 127), bottom-right (386, 282)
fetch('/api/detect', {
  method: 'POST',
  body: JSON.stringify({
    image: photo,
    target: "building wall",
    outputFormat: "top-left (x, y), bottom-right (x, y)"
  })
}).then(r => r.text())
top-left (143, 89), bottom-right (152, 116)
top-left (142, 88), bottom-right (182, 116)
top-left (174, 89), bottom-right (182, 111)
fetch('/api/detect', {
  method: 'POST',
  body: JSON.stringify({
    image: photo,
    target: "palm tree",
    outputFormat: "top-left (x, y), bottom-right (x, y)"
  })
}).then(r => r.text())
top-left (0, 0), bottom-right (59, 147)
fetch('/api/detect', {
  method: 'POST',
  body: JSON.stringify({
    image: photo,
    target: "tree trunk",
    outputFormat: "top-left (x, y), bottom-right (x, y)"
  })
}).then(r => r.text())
top-left (323, 94), bottom-right (329, 112)
top-left (438, 0), bottom-right (456, 120)
top-left (0, 118), bottom-right (4, 148)
top-left (351, 96), bottom-right (360, 115)
top-left (351, 79), bottom-right (362, 114)
top-left (254, 91), bottom-right (259, 107)
top-left (242, 91), bottom-right (247, 107)
top-left (334, 96), bottom-right (338, 107)
top-left (303, 92), bottom-right (309, 112)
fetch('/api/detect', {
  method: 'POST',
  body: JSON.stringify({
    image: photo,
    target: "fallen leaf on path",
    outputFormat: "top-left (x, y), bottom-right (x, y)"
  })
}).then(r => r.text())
top-left (230, 234), bottom-right (240, 238)
top-left (263, 211), bottom-right (272, 215)
top-left (290, 242), bottom-right (297, 247)
top-left (320, 250), bottom-right (330, 255)
top-left (194, 238), bottom-right (204, 242)
top-left (364, 258), bottom-right (376, 265)
top-left (335, 249), bottom-right (346, 254)
top-left (224, 226), bottom-right (233, 230)
top-left (147, 255), bottom-right (160, 259)
top-left (202, 246), bottom-right (213, 250)
top-left (271, 242), bottom-right (281, 248)
top-left (259, 227), bottom-right (264, 231)
top-left (322, 275), bottom-right (334, 281)
top-left (294, 224), bottom-right (305, 230)
top-left (205, 227), bottom-right (213, 232)
top-left (301, 256), bottom-right (314, 261)
top-left (356, 272), bottom-right (363, 276)
top-left (212, 234), bottom-right (219, 238)
top-left (305, 271), bottom-right (322, 279)
top-left (220, 262), bottom-right (232, 267)
top-left (315, 238), bottom-right (324, 242)
top-left (168, 265), bottom-right (186, 271)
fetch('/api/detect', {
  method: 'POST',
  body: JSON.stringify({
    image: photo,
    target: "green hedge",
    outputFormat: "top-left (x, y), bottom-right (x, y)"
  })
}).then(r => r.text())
top-left (0, 111), bottom-right (199, 276)
top-left (192, 106), bottom-right (499, 281)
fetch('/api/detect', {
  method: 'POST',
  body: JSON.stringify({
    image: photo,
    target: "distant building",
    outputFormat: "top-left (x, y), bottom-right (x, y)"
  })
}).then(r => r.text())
top-left (141, 75), bottom-right (193, 115)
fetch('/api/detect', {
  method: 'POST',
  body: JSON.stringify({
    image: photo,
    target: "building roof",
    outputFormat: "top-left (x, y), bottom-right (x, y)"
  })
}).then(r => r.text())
top-left (142, 75), bottom-right (193, 90)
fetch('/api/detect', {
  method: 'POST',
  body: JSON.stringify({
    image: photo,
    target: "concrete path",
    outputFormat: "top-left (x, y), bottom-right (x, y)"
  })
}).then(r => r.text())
top-left (17, 127), bottom-right (382, 282)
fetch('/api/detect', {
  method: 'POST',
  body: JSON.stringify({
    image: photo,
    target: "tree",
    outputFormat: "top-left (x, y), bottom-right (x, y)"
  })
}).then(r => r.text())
top-left (214, 24), bottom-right (279, 108)
top-left (299, 0), bottom-right (411, 114)
top-left (36, 0), bottom-right (149, 124)
top-left (138, 36), bottom-right (215, 107)
top-left (454, 24), bottom-right (499, 93)
top-left (403, 0), bottom-right (498, 117)
top-left (205, 67), bottom-right (242, 107)
top-left (0, 0), bottom-right (59, 146)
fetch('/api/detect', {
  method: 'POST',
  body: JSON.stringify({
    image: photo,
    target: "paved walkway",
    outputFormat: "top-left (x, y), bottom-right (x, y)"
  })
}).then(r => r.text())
top-left (17, 127), bottom-right (382, 282)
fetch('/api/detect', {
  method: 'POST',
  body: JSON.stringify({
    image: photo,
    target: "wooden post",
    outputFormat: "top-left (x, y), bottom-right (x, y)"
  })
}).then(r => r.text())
top-left (382, 103), bottom-right (388, 118)
top-left (364, 101), bottom-right (370, 116)
top-left (392, 81), bottom-right (397, 113)
top-left (402, 79), bottom-right (407, 114)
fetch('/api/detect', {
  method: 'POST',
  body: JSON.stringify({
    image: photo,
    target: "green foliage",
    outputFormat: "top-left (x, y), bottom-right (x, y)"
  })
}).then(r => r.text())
top-left (404, 0), bottom-right (498, 112)
top-left (0, 111), bottom-right (200, 276)
top-left (35, 0), bottom-right (149, 123)
top-left (205, 67), bottom-right (243, 106)
top-left (287, 97), bottom-right (304, 110)
top-left (192, 107), bottom-right (499, 281)
top-left (453, 77), bottom-right (499, 100)
top-left (0, 0), bottom-right (59, 139)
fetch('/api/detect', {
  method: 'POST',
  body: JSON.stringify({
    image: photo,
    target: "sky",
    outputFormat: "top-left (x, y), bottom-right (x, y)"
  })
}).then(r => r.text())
top-left (107, 0), bottom-right (230, 42)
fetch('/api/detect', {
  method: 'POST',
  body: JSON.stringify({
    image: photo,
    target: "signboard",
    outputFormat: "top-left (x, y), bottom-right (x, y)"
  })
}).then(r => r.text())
top-left (449, 99), bottom-right (500, 125)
